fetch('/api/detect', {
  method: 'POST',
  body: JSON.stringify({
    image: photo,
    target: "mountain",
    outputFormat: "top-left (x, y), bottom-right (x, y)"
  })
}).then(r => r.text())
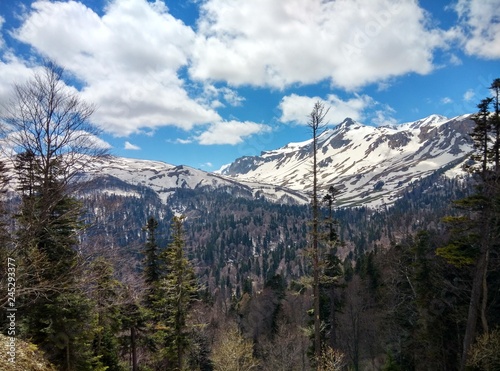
top-left (81, 156), bottom-right (309, 206)
top-left (220, 114), bottom-right (475, 207)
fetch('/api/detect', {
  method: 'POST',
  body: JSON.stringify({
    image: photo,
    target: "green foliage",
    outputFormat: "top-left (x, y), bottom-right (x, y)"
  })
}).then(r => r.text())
top-left (436, 241), bottom-right (477, 267)
top-left (0, 333), bottom-right (57, 371)
top-left (23, 290), bottom-right (100, 370)
top-left (438, 213), bottom-right (481, 267)
top-left (142, 216), bottom-right (161, 286)
top-left (152, 215), bottom-right (198, 370)
top-left (89, 258), bottom-right (124, 371)
top-left (382, 231), bottom-right (464, 370)
top-left (382, 352), bottom-right (402, 371)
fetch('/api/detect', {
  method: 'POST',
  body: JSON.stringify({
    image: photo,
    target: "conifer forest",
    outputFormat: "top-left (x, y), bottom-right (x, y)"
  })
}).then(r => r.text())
top-left (1, 64), bottom-right (500, 370)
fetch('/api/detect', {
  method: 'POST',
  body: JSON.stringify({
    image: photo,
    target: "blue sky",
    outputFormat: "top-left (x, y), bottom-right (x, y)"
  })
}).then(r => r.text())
top-left (0, 0), bottom-right (499, 170)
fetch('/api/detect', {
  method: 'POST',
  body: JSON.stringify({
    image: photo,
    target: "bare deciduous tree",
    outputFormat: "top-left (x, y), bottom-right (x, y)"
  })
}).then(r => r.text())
top-left (1, 60), bottom-right (108, 190)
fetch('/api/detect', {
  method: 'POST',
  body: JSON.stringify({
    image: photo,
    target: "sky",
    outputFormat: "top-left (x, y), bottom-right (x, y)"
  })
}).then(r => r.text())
top-left (0, 0), bottom-right (499, 171)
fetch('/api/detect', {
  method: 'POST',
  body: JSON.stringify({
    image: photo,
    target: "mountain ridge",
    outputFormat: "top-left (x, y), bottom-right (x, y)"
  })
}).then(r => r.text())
top-left (5, 113), bottom-right (472, 209)
top-left (220, 114), bottom-right (475, 207)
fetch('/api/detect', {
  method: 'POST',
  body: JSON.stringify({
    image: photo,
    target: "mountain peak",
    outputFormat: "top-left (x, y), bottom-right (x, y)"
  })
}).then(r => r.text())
top-left (400, 114), bottom-right (449, 130)
top-left (338, 117), bottom-right (359, 129)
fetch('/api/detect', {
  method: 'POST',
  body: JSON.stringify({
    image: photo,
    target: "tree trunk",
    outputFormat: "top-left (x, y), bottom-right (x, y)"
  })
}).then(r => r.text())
top-left (131, 326), bottom-right (138, 371)
top-left (460, 231), bottom-right (489, 371)
top-left (312, 122), bottom-right (321, 363)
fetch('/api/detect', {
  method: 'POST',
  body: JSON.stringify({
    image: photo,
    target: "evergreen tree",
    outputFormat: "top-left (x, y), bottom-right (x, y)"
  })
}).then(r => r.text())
top-left (1, 62), bottom-right (108, 370)
top-left (490, 78), bottom-right (500, 171)
top-left (438, 78), bottom-right (500, 371)
top-left (143, 216), bottom-right (161, 286)
top-left (142, 216), bottom-right (162, 313)
top-left (155, 215), bottom-right (198, 370)
top-left (469, 97), bottom-right (494, 175)
top-left (88, 257), bottom-right (123, 371)
top-left (14, 150), bottom-right (99, 369)
top-left (321, 186), bottom-right (343, 349)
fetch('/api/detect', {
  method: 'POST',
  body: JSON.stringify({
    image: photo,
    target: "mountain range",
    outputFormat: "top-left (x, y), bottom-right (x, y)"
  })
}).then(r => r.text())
top-left (3, 113), bottom-right (477, 296)
top-left (6, 113), bottom-right (474, 209)
top-left (220, 114), bottom-right (474, 207)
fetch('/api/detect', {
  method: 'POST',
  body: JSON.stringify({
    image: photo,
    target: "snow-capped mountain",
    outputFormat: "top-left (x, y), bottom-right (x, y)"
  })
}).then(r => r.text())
top-left (83, 156), bottom-right (309, 205)
top-left (220, 114), bottom-right (475, 207)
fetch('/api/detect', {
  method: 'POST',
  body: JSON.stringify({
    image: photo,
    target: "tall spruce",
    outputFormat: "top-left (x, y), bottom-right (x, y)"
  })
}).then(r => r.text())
top-left (438, 78), bottom-right (500, 371)
top-left (143, 216), bottom-right (161, 285)
top-left (155, 215), bottom-right (197, 370)
top-left (142, 216), bottom-right (162, 310)
top-left (321, 186), bottom-right (342, 349)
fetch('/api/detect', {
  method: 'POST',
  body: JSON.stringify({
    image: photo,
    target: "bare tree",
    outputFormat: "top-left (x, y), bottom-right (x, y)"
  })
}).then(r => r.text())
top-left (307, 101), bottom-right (329, 363)
top-left (211, 321), bottom-right (260, 371)
top-left (2, 60), bottom-right (107, 190)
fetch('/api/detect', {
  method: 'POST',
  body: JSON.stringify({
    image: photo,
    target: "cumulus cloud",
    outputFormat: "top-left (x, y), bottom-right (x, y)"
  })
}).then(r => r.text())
top-left (190, 0), bottom-right (449, 90)
top-left (124, 141), bottom-right (141, 150)
top-left (11, 0), bottom-right (220, 136)
top-left (3, 0), bottom-right (491, 152)
top-left (454, 0), bottom-right (500, 58)
top-left (198, 84), bottom-right (245, 109)
top-left (279, 93), bottom-right (376, 125)
top-left (371, 107), bottom-right (398, 127)
top-left (195, 120), bottom-right (271, 145)
top-left (0, 55), bottom-right (39, 109)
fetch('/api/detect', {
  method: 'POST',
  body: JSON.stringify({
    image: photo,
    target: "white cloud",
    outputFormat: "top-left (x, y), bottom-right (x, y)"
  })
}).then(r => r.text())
top-left (190, 0), bottom-right (449, 90)
top-left (463, 89), bottom-right (475, 102)
top-left (449, 54), bottom-right (463, 66)
top-left (371, 107), bottom-right (398, 127)
top-left (200, 162), bottom-right (213, 168)
top-left (174, 138), bottom-right (193, 144)
top-left (0, 54), bottom-right (38, 109)
top-left (279, 93), bottom-right (375, 125)
top-left (124, 141), bottom-right (141, 150)
top-left (441, 97), bottom-right (453, 104)
top-left (195, 120), bottom-right (271, 145)
top-left (10, 0), bottom-right (220, 136)
top-left (454, 0), bottom-right (500, 58)
top-left (198, 84), bottom-right (245, 109)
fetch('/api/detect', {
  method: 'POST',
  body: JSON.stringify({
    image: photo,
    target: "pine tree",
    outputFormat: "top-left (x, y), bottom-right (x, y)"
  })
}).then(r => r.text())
top-left (155, 215), bottom-right (198, 370)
